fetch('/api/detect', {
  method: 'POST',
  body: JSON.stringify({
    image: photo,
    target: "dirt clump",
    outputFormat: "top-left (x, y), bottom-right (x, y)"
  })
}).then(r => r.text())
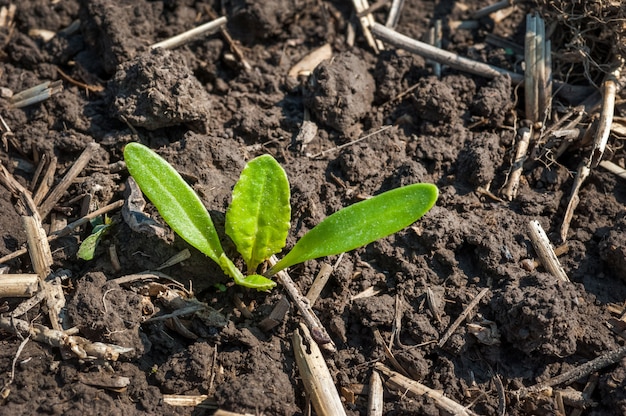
top-left (66, 272), bottom-right (147, 358)
top-left (108, 48), bottom-right (213, 132)
top-left (491, 273), bottom-right (616, 357)
top-left (304, 51), bottom-right (375, 136)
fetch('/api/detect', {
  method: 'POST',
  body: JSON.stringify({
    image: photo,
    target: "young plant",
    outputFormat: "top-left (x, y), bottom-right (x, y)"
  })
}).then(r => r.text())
top-left (124, 143), bottom-right (438, 291)
top-left (77, 215), bottom-right (112, 261)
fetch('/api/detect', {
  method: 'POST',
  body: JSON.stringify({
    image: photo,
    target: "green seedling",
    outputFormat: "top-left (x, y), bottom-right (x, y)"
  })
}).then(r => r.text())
top-left (77, 215), bottom-right (112, 261)
top-left (124, 142), bottom-right (438, 291)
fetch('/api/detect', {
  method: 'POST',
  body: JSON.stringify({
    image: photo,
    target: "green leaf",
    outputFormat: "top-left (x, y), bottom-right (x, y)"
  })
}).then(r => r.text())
top-left (77, 220), bottom-right (111, 261)
top-left (268, 183), bottom-right (438, 275)
top-left (123, 143), bottom-right (226, 264)
top-left (226, 155), bottom-right (290, 274)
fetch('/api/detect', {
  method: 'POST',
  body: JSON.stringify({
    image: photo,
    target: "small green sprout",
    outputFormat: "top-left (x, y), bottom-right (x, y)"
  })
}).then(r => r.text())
top-left (77, 215), bottom-right (112, 261)
top-left (124, 142), bottom-right (438, 291)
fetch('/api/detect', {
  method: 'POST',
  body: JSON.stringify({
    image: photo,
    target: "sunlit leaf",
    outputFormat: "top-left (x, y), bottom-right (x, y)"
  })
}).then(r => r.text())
top-left (268, 183), bottom-right (438, 275)
top-left (226, 155), bottom-right (290, 274)
top-left (124, 142), bottom-right (225, 263)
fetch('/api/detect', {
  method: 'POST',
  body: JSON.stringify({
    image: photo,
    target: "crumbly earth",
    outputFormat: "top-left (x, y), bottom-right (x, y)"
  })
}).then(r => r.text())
top-left (1, 0), bottom-right (625, 415)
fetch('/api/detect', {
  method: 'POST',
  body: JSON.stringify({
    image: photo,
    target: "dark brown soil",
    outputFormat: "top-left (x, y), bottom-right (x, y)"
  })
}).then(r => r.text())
top-left (1, 1), bottom-right (626, 415)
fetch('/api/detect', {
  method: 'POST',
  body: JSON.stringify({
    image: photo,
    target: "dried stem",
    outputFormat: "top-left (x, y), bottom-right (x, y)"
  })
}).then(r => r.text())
top-left (0, 163), bottom-right (40, 218)
top-left (561, 63), bottom-right (622, 241)
top-left (371, 22), bottom-right (523, 82)
top-left (513, 344), bottom-right (626, 399)
top-left (352, 0), bottom-right (383, 53)
top-left (528, 220), bottom-right (569, 281)
top-left (503, 127), bottom-right (532, 200)
top-left (33, 153), bottom-right (57, 205)
top-left (269, 255), bottom-right (336, 352)
top-left (38, 142), bottom-right (100, 219)
top-left (22, 216), bottom-right (53, 278)
top-left (0, 316), bottom-right (134, 360)
top-left (310, 125), bottom-right (393, 158)
top-left (203, 6), bottom-right (251, 71)
top-left (375, 363), bottom-right (478, 416)
top-left (438, 288), bottom-right (490, 348)
top-left (560, 164), bottom-right (590, 242)
top-left (305, 263), bottom-right (333, 305)
top-left (10, 81), bottom-right (63, 108)
top-left (288, 43), bottom-right (332, 79)
top-left (600, 160), bottom-right (626, 180)
top-left (368, 370), bottom-right (384, 416)
top-left (292, 324), bottom-right (347, 416)
top-left (150, 16), bottom-right (227, 50)
top-left (0, 274), bottom-right (39, 297)
top-left (524, 14), bottom-right (550, 124)
top-left (590, 66), bottom-right (620, 167)
top-left (524, 14), bottom-right (538, 123)
top-left (0, 200), bottom-right (124, 274)
top-left (385, 0), bottom-right (405, 29)
top-left (472, 0), bottom-right (513, 20)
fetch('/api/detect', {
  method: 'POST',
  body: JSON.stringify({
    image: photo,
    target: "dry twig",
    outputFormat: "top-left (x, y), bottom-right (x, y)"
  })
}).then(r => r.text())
top-left (503, 127), bottom-right (532, 200)
top-left (269, 255), bottom-right (336, 352)
top-left (375, 363), bottom-right (479, 416)
top-left (512, 344), bottom-right (626, 399)
top-left (293, 324), bottom-right (346, 416)
top-left (150, 16), bottom-right (227, 50)
top-left (527, 220), bottom-right (569, 282)
top-left (370, 23), bottom-right (523, 83)
top-left (38, 142), bottom-right (100, 219)
top-left (438, 288), bottom-right (490, 348)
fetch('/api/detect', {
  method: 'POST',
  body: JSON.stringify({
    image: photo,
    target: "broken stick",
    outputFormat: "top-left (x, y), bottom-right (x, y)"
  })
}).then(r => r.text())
top-left (150, 16), bottom-right (227, 50)
top-left (560, 64), bottom-right (622, 241)
top-left (528, 220), bottom-right (569, 282)
top-left (375, 362), bottom-right (479, 416)
top-left (269, 255), bottom-right (336, 352)
top-left (293, 324), bottom-right (347, 416)
top-left (370, 22), bottom-right (523, 83)
top-left (38, 142), bottom-right (100, 219)
top-left (438, 287), bottom-right (490, 348)
top-left (513, 344), bottom-right (626, 399)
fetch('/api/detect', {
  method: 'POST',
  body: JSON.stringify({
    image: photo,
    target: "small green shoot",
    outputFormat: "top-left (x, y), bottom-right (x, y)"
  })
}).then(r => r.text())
top-left (124, 142), bottom-right (275, 290)
top-left (77, 215), bottom-right (112, 261)
top-left (124, 142), bottom-right (438, 291)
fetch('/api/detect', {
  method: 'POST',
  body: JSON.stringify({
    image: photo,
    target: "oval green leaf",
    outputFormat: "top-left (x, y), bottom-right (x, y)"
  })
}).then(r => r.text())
top-left (225, 154), bottom-right (290, 274)
top-left (268, 183), bottom-right (438, 275)
top-left (124, 142), bottom-right (225, 263)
